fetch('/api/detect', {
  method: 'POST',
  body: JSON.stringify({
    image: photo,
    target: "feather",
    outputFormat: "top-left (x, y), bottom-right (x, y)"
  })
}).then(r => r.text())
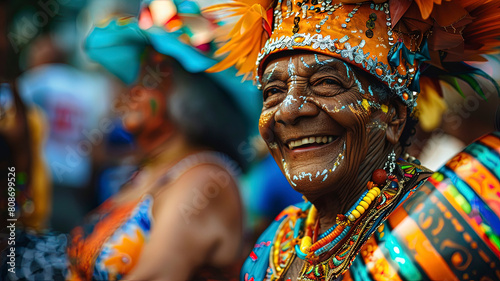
top-left (440, 76), bottom-right (466, 98)
top-left (457, 74), bottom-right (487, 99)
top-left (416, 77), bottom-right (447, 131)
top-left (389, 0), bottom-right (413, 27)
top-left (203, 0), bottom-right (273, 79)
top-left (422, 61), bottom-right (500, 99)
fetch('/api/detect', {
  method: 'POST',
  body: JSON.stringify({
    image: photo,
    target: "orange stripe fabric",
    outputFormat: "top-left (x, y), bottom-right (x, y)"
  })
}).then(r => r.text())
top-left (387, 208), bottom-right (457, 280)
top-left (446, 152), bottom-right (500, 218)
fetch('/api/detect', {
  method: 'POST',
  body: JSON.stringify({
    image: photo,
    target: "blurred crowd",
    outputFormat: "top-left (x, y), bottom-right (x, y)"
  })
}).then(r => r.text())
top-left (0, 0), bottom-right (499, 280)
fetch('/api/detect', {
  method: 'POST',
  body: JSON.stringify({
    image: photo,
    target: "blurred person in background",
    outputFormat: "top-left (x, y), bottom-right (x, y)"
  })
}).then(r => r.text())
top-left (2, 0), bottom-right (260, 280)
top-left (5, 0), bottom-right (141, 233)
top-left (0, 82), bottom-right (51, 232)
top-left (17, 34), bottom-right (112, 232)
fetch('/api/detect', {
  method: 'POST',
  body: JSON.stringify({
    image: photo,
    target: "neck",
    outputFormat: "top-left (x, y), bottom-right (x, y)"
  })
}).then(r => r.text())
top-left (135, 125), bottom-right (173, 156)
top-left (138, 131), bottom-right (198, 169)
top-left (313, 143), bottom-right (402, 235)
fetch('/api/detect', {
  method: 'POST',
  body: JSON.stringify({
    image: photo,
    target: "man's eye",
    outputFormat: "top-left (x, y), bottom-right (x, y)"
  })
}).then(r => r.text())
top-left (316, 78), bottom-right (338, 86)
top-left (264, 87), bottom-right (282, 99)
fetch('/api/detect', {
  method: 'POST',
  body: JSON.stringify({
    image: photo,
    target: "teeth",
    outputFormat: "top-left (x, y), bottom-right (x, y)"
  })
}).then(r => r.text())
top-left (288, 136), bottom-right (337, 149)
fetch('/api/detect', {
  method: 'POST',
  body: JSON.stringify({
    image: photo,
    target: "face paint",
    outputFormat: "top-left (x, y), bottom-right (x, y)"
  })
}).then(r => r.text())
top-left (301, 57), bottom-right (311, 68)
top-left (298, 96), bottom-right (307, 110)
top-left (368, 85), bottom-right (374, 96)
top-left (320, 101), bottom-right (347, 114)
top-left (259, 109), bottom-right (276, 128)
top-left (343, 62), bottom-right (351, 79)
top-left (314, 54), bottom-right (335, 65)
top-left (288, 57), bottom-right (296, 77)
top-left (283, 94), bottom-right (298, 107)
top-left (293, 172), bottom-right (313, 182)
top-left (149, 99), bottom-right (158, 116)
top-left (267, 62), bottom-right (279, 81)
top-left (286, 57), bottom-right (299, 98)
top-left (282, 159), bottom-right (297, 187)
top-left (352, 71), bottom-right (366, 95)
top-left (330, 141), bottom-right (346, 173)
top-left (288, 140), bottom-right (346, 185)
top-left (269, 142), bottom-right (278, 149)
top-left (260, 53), bottom-right (392, 199)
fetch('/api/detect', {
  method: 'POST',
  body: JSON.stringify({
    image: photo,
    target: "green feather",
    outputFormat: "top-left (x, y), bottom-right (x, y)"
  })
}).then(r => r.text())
top-left (440, 76), bottom-right (466, 98)
top-left (457, 74), bottom-right (487, 100)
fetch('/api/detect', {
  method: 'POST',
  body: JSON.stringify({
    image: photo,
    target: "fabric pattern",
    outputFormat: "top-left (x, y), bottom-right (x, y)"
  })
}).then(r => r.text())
top-left (240, 132), bottom-right (500, 280)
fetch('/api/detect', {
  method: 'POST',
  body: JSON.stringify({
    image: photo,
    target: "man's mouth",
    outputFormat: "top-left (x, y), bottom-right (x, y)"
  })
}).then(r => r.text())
top-left (286, 135), bottom-right (339, 150)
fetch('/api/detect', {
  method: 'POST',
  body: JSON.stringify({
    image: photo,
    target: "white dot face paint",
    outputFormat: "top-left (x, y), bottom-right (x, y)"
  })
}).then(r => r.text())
top-left (352, 71), bottom-right (366, 95)
top-left (288, 57), bottom-right (296, 78)
top-left (343, 62), bottom-right (351, 79)
top-left (292, 140), bottom-right (346, 185)
top-left (301, 57), bottom-right (311, 68)
top-left (269, 142), bottom-right (279, 149)
top-left (314, 53), bottom-right (335, 65)
top-left (286, 57), bottom-right (299, 98)
top-left (267, 62), bottom-right (279, 81)
top-left (282, 159), bottom-right (297, 187)
top-left (260, 53), bottom-right (390, 198)
top-left (282, 94), bottom-right (298, 107)
top-left (368, 85), bottom-right (374, 96)
top-left (298, 96), bottom-right (307, 110)
top-left (292, 172), bottom-right (313, 182)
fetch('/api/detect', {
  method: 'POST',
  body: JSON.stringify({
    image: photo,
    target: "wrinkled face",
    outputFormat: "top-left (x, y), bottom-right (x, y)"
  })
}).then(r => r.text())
top-left (259, 53), bottom-right (395, 199)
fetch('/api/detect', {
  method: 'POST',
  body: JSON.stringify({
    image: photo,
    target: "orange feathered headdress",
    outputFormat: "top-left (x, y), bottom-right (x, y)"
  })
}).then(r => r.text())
top-left (204, 0), bottom-right (500, 114)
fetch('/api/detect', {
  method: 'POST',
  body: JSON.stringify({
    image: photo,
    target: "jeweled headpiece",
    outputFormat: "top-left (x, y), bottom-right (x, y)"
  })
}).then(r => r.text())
top-left (204, 0), bottom-right (500, 112)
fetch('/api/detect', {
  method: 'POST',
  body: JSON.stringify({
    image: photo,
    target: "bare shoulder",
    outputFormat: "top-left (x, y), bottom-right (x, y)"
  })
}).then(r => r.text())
top-left (153, 162), bottom-right (241, 226)
top-left (152, 161), bottom-right (243, 265)
top-left (124, 162), bottom-right (242, 280)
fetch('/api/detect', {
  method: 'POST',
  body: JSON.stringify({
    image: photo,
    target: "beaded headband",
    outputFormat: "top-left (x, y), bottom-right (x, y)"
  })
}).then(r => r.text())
top-left (204, 0), bottom-right (500, 113)
top-left (255, 1), bottom-right (424, 108)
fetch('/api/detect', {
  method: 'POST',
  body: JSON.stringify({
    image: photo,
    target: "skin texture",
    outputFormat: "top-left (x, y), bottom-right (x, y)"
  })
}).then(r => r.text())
top-left (104, 52), bottom-right (243, 280)
top-left (259, 52), bottom-right (407, 279)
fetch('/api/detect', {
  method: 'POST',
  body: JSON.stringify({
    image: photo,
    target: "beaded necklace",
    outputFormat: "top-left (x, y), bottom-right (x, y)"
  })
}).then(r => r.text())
top-left (268, 158), bottom-right (432, 281)
top-left (293, 171), bottom-right (385, 261)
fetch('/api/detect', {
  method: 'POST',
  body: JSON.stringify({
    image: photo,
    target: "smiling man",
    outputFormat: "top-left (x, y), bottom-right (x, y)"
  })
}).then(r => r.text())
top-left (253, 50), bottom-right (427, 280)
top-left (204, 0), bottom-right (500, 280)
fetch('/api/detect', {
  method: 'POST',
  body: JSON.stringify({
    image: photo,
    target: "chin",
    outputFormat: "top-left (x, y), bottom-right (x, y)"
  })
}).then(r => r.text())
top-left (271, 135), bottom-right (349, 196)
top-left (122, 117), bottom-right (143, 135)
top-left (288, 165), bottom-right (350, 199)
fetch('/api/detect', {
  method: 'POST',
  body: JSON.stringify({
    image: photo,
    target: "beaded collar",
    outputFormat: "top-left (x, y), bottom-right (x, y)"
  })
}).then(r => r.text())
top-left (268, 159), bottom-right (432, 281)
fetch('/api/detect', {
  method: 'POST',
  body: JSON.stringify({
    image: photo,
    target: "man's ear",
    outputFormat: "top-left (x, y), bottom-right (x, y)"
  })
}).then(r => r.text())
top-left (386, 101), bottom-right (408, 145)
